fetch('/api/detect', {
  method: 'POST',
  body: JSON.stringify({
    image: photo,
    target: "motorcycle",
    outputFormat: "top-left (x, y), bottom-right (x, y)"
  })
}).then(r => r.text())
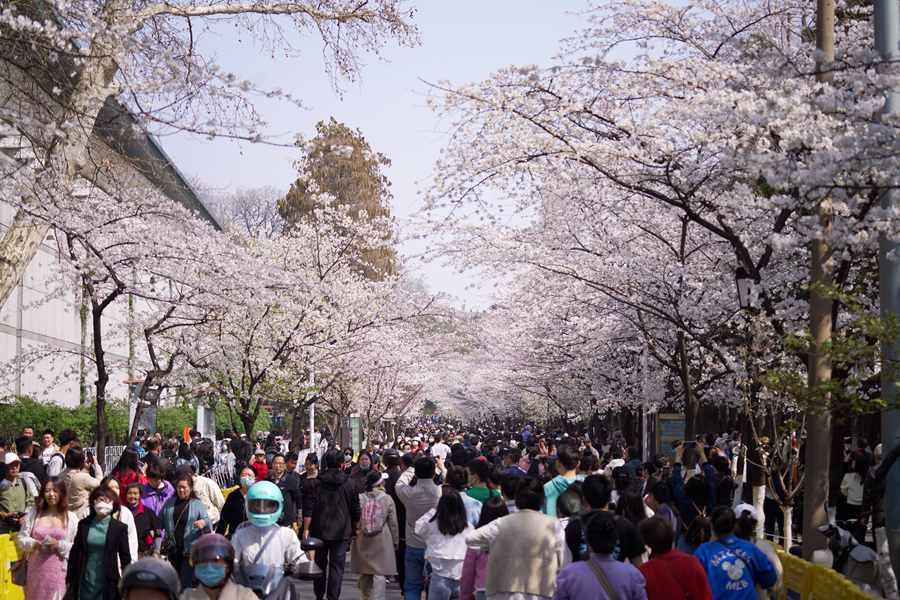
top-left (235, 537), bottom-right (324, 600)
top-left (810, 521), bottom-right (884, 598)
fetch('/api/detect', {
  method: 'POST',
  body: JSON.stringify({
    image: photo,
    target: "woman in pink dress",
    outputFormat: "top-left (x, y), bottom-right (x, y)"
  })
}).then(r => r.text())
top-left (17, 477), bottom-right (78, 600)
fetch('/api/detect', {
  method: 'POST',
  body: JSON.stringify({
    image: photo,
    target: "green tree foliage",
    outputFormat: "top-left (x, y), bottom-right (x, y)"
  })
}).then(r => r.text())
top-left (279, 118), bottom-right (396, 280)
top-left (0, 396), bottom-right (273, 445)
top-left (0, 396), bottom-right (128, 445)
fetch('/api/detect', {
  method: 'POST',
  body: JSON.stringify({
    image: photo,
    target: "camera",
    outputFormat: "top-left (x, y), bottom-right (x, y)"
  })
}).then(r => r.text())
top-left (683, 441), bottom-right (696, 448)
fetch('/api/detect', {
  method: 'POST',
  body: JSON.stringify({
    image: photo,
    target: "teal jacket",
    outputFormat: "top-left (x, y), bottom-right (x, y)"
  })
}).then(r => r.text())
top-left (542, 475), bottom-right (584, 517)
top-left (159, 497), bottom-right (211, 556)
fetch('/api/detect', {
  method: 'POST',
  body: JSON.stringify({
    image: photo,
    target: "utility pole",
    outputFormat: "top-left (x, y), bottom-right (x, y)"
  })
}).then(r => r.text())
top-left (802, 0), bottom-right (835, 561)
top-left (875, 0), bottom-right (900, 576)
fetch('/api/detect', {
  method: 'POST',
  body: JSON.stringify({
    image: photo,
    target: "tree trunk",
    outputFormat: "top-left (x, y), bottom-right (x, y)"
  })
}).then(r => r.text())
top-left (753, 485), bottom-right (766, 539)
top-left (93, 307), bottom-right (109, 472)
top-left (875, 527), bottom-right (899, 600)
top-left (290, 400), bottom-right (308, 453)
top-left (782, 503), bottom-right (793, 550)
top-left (0, 218), bottom-right (50, 310)
top-left (677, 332), bottom-right (698, 468)
top-left (803, 0), bottom-right (835, 562)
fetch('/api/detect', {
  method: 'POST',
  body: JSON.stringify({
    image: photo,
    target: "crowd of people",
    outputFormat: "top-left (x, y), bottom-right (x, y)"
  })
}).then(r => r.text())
top-left (0, 421), bottom-right (880, 600)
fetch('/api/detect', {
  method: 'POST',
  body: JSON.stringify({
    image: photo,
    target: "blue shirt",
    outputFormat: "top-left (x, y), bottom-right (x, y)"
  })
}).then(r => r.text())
top-left (693, 534), bottom-right (777, 600)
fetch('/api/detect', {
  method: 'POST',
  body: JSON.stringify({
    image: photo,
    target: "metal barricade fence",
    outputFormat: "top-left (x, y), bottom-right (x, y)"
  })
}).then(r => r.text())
top-left (202, 462), bottom-right (232, 488)
top-left (82, 445), bottom-right (131, 476)
top-left (296, 440), bottom-right (328, 469)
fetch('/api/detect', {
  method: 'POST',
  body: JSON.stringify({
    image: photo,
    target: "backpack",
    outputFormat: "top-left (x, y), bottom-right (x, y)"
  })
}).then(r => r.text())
top-left (361, 493), bottom-right (385, 536)
top-left (683, 502), bottom-right (712, 545)
top-left (160, 450), bottom-right (177, 483)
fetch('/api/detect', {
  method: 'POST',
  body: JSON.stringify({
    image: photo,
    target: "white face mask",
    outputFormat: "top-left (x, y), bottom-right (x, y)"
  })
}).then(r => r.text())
top-left (94, 502), bottom-right (113, 516)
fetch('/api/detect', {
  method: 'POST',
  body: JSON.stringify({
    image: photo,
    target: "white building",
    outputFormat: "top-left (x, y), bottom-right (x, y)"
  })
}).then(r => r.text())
top-left (0, 97), bottom-right (220, 407)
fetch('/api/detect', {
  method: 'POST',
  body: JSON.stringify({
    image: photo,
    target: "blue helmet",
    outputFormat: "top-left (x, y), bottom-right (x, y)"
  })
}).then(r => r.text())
top-left (246, 480), bottom-right (282, 527)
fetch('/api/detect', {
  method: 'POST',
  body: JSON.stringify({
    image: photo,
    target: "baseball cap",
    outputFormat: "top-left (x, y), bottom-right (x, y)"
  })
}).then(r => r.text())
top-left (254, 449), bottom-right (265, 456)
top-left (734, 504), bottom-right (758, 521)
top-left (4, 453), bottom-right (20, 465)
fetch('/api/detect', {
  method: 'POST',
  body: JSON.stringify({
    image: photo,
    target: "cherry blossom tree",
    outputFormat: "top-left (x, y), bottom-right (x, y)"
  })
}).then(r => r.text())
top-left (416, 0), bottom-right (900, 550)
top-left (0, 0), bottom-right (419, 308)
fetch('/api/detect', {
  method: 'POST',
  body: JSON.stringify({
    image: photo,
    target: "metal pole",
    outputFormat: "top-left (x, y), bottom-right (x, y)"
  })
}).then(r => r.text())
top-left (876, 0), bottom-right (900, 573)
top-left (642, 347), bottom-right (649, 462)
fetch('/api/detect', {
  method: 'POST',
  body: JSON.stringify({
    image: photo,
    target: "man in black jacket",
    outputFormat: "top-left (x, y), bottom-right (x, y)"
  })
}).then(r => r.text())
top-left (15, 436), bottom-right (46, 485)
top-left (302, 448), bottom-right (361, 600)
top-left (269, 453), bottom-right (302, 528)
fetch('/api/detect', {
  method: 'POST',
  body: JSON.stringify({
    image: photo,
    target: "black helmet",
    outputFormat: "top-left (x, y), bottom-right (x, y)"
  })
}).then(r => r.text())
top-left (382, 448), bottom-right (401, 467)
top-left (119, 557), bottom-right (181, 600)
top-left (190, 533), bottom-right (235, 567)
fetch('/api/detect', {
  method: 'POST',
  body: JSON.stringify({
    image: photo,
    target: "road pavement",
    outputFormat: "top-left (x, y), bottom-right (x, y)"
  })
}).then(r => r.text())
top-left (290, 559), bottom-right (406, 600)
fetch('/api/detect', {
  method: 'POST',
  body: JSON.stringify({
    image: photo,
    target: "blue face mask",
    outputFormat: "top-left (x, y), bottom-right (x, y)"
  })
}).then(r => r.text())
top-left (403, 449), bottom-right (411, 455)
top-left (361, 464), bottom-right (370, 471)
top-left (240, 477), bottom-right (255, 489)
top-left (195, 562), bottom-right (227, 588)
top-left (266, 454), bottom-right (274, 461)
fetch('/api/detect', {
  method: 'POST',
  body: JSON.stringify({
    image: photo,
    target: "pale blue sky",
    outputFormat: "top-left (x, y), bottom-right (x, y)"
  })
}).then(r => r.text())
top-left (163, 1), bottom-right (590, 307)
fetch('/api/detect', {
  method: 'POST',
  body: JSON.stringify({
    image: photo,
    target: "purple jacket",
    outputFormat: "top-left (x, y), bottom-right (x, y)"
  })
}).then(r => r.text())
top-left (460, 548), bottom-right (488, 598)
top-left (141, 480), bottom-right (174, 516)
top-left (554, 554), bottom-right (648, 600)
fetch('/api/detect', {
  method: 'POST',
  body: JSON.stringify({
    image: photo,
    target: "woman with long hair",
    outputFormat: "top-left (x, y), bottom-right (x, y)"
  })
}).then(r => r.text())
top-left (415, 488), bottom-right (474, 600)
top-left (17, 477), bottom-right (78, 600)
top-left (839, 454), bottom-right (869, 522)
top-left (616, 488), bottom-right (650, 530)
top-left (694, 506), bottom-right (777, 600)
top-left (110, 447), bottom-right (147, 506)
top-left (160, 473), bottom-right (212, 589)
top-left (215, 466), bottom-right (256, 539)
top-left (177, 443), bottom-right (200, 474)
top-left (65, 485), bottom-right (132, 600)
top-left (671, 441), bottom-right (716, 555)
top-left (460, 496), bottom-right (508, 600)
top-left (349, 470), bottom-right (400, 600)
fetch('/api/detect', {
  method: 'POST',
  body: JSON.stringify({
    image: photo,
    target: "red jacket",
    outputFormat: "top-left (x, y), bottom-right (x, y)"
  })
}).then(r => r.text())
top-left (114, 470), bottom-right (148, 506)
top-left (251, 460), bottom-right (269, 481)
top-left (640, 549), bottom-right (713, 600)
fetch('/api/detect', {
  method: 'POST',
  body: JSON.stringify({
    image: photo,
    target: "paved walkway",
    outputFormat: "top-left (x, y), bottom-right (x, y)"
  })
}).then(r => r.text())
top-left (290, 559), bottom-right (405, 600)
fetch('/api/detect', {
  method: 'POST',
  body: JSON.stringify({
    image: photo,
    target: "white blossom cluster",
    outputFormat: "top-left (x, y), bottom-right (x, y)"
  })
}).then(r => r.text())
top-left (414, 0), bottom-right (896, 420)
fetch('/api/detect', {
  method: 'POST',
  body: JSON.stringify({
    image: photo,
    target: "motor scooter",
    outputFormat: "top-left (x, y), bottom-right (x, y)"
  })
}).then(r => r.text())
top-left (235, 537), bottom-right (324, 600)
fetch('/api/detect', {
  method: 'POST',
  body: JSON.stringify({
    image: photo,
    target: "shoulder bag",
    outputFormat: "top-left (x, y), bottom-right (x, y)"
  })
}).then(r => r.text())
top-left (160, 501), bottom-right (189, 556)
top-left (586, 557), bottom-right (619, 600)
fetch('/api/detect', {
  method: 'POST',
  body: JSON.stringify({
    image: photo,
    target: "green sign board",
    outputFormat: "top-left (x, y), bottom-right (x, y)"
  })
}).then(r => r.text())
top-left (350, 415), bottom-right (362, 456)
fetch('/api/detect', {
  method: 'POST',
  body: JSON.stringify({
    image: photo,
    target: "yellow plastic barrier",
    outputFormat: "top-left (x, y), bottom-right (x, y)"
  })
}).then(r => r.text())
top-left (221, 486), bottom-right (238, 501)
top-left (779, 553), bottom-right (814, 600)
top-left (773, 547), bottom-right (886, 600)
top-left (809, 564), bottom-right (841, 600)
top-left (0, 534), bottom-right (26, 600)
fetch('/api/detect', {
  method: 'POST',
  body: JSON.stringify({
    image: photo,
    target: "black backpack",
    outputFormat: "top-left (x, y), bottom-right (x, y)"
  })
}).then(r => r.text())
top-left (160, 449), bottom-right (177, 483)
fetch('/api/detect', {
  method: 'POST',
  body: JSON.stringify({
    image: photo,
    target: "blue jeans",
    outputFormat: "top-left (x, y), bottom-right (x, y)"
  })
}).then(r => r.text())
top-left (677, 536), bottom-right (700, 555)
top-left (404, 546), bottom-right (426, 600)
top-left (428, 574), bottom-right (459, 600)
